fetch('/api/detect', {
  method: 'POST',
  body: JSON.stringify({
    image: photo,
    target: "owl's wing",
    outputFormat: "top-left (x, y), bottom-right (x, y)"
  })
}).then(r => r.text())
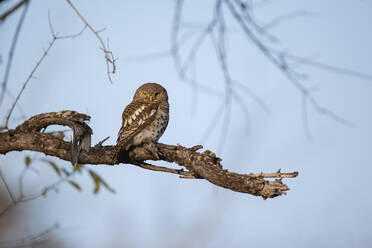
top-left (116, 101), bottom-right (159, 151)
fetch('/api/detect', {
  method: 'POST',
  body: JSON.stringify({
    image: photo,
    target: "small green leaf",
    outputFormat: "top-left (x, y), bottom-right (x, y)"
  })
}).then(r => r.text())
top-left (93, 182), bottom-right (100, 194)
top-left (88, 170), bottom-right (115, 194)
top-left (24, 156), bottom-right (31, 167)
top-left (89, 170), bottom-right (101, 194)
top-left (41, 187), bottom-right (49, 196)
top-left (73, 163), bottom-right (84, 172)
top-left (41, 159), bottom-right (61, 176)
top-left (100, 179), bottom-right (116, 194)
top-left (68, 180), bottom-right (81, 191)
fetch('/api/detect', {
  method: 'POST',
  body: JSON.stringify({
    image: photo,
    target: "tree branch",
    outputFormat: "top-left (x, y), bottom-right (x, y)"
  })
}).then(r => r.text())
top-left (66, 0), bottom-right (116, 84)
top-left (0, 223), bottom-right (57, 247)
top-left (0, 0), bottom-right (29, 108)
top-left (0, 111), bottom-right (298, 199)
top-left (0, 0), bottom-right (28, 22)
top-left (0, 16), bottom-right (87, 130)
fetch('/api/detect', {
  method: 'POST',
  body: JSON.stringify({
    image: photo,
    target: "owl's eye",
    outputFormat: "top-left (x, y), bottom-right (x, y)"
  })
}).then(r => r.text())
top-left (142, 92), bottom-right (147, 97)
top-left (154, 92), bottom-right (160, 97)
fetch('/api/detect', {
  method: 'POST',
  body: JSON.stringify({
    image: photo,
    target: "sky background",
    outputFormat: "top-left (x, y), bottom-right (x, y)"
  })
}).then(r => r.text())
top-left (0, 0), bottom-right (372, 247)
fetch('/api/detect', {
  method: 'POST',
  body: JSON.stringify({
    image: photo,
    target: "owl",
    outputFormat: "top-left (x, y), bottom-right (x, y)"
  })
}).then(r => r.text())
top-left (115, 83), bottom-right (169, 159)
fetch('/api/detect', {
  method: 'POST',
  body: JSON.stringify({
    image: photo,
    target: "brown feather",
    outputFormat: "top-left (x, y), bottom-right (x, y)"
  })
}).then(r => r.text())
top-left (114, 83), bottom-right (169, 160)
top-left (116, 101), bottom-right (159, 150)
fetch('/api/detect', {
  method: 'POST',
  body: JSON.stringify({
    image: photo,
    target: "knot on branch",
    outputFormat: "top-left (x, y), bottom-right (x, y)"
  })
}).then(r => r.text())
top-left (15, 110), bottom-right (92, 165)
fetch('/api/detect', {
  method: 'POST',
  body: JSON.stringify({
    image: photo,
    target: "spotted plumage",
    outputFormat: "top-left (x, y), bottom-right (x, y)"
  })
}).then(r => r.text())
top-left (115, 83), bottom-right (169, 159)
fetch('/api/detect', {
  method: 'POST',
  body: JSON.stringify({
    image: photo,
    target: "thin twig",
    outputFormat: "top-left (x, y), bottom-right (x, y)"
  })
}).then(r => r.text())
top-left (235, 0), bottom-right (278, 42)
top-left (131, 161), bottom-right (198, 178)
top-left (17, 166), bottom-right (28, 200)
top-left (58, 25), bottom-right (88, 39)
top-left (0, 162), bottom-right (82, 217)
top-left (0, 204), bottom-right (12, 217)
top-left (0, 0), bottom-right (29, 108)
top-left (225, 0), bottom-right (353, 128)
top-left (171, 0), bottom-right (184, 76)
top-left (231, 89), bottom-right (251, 135)
top-left (254, 169), bottom-right (298, 178)
top-left (302, 91), bottom-right (312, 139)
top-left (66, 0), bottom-right (116, 84)
top-left (232, 80), bottom-right (271, 113)
top-left (168, 0), bottom-right (360, 141)
top-left (4, 89), bottom-right (27, 119)
top-left (0, 168), bottom-right (15, 203)
top-left (270, 48), bottom-right (372, 82)
top-left (210, 2), bottom-right (234, 153)
top-left (2, 38), bottom-right (56, 130)
top-left (94, 136), bottom-right (110, 147)
top-left (22, 166), bottom-right (82, 202)
top-left (0, 0), bottom-right (28, 22)
top-left (0, 15), bottom-right (87, 130)
top-left (0, 224), bottom-right (58, 248)
top-left (263, 10), bottom-right (316, 30)
top-left (199, 100), bottom-right (226, 144)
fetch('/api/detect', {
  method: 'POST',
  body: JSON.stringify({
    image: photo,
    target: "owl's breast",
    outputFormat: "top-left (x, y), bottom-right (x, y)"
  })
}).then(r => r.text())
top-left (131, 106), bottom-right (169, 146)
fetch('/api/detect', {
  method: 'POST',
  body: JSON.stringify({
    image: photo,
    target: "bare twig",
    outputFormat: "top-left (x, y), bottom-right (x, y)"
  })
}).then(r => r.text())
top-left (124, 0), bottom-right (367, 144)
top-left (0, 154), bottom-right (84, 216)
top-left (254, 169), bottom-right (299, 178)
top-left (170, 0), bottom-right (276, 151)
top-left (0, 0), bottom-right (29, 108)
top-left (131, 161), bottom-right (198, 178)
top-left (235, 0), bottom-right (278, 42)
top-left (0, 0), bottom-right (28, 22)
top-left (167, 0), bottom-right (365, 141)
top-left (211, 1), bottom-right (234, 153)
top-left (232, 80), bottom-right (271, 113)
top-left (270, 48), bottom-right (372, 82)
top-left (199, 101), bottom-right (225, 144)
top-left (94, 136), bottom-right (110, 147)
top-left (263, 10), bottom-right (316, 30)
top-left (0, 224), bottom-right (58, 248)
top-left (17, 166), bottom-right (28, 200)
top-left (2, 39), bottom-right (55, 130)
top-left (0, 168), bottom-right (16, 203)
top-left (231, 89), bottom-right (251, 134)
top-left (3, 89), bottom-right (27, 120)
top-left (11, 55), bottom-right (51, 128)
top-left (302, 91), bottom-right (312, 139)
top-left (225, 0), bottom-right (353, 131)
top-left (66, 0), bottom-right (116, 84)
top-left (0, 15), bottom-right (87, 130)
top-left (172, 0), bottom-right (240, 153)
top-left (21, 167), bottom-right (79, 202)
top-left (57, 24), bottom-right (88, 39)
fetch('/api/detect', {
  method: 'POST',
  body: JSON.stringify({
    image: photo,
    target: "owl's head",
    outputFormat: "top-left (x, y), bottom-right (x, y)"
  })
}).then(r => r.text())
top-left (133, 83), bottom-right (168, 103)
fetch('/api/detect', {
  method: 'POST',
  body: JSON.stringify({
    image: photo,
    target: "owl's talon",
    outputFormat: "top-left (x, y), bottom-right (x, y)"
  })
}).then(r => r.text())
top-left (143, 142), bottom-right (162, 160)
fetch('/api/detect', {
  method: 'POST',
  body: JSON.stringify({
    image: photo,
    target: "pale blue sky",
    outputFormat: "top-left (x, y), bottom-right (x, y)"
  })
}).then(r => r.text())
top-left (0, 0), bottom-right (372, 247)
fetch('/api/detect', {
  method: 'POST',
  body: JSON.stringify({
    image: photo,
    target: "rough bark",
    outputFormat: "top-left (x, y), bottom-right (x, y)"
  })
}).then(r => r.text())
top-left (0, 110), bottom-right (298, 199)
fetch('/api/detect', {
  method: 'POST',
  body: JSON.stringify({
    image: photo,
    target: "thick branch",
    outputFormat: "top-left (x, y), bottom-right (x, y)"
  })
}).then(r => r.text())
top-left (0, 111), bottom-right (298, 199)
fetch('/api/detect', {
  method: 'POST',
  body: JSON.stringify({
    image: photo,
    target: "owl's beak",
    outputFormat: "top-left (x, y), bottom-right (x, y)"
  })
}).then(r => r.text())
top-left (149, 96), bottom-right (153, 102)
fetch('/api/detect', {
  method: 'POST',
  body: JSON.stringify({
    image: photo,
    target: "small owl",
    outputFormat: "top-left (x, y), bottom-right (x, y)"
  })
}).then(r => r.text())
top-left (115, 83), bottom-right (169, 159)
